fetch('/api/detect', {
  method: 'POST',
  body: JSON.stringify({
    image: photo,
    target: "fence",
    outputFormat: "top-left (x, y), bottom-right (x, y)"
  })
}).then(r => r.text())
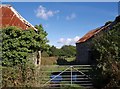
top-left (2, 65), bottom-right (94, 89)
top-left (38, 65), bottom-right (93, 89)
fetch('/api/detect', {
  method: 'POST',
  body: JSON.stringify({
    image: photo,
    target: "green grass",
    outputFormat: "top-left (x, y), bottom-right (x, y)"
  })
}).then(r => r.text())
top-left (60, 83), bottom-right (86, 89)
top-left (65, 57), bottom-right (75, 62)
top-left (41, 57), bottom-right (58, 65)
top-left (41, 56), bottom-right (76, 65)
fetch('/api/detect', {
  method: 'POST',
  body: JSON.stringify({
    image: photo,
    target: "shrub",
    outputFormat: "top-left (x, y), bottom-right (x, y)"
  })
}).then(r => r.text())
top-left (92, 22), bottom-right (120, 88)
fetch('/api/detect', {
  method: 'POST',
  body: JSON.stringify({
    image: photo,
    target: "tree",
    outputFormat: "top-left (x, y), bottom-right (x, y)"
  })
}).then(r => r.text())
top-left (49, 46), bottom-right (58, 56)
top-left (104, 21), bottom-right (112, 26)
top-left (2, 25), bottom-right (49, 66)
top-left (92, 22), bottom-right (120, 88)
top-left (61, 45), bottom-right (76, 57)
top-left (34, 24), bottom-right (49, 52)
top-left (49, 45), bottom-right (76, 57)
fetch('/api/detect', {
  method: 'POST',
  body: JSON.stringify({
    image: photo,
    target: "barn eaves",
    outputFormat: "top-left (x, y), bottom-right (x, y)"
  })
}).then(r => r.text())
top-left (0, 4), bottom-right (37, 31)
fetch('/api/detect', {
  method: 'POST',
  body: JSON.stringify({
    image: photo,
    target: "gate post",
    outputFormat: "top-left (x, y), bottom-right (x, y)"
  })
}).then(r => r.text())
top-left (71, 66), bottom-right (73, 86)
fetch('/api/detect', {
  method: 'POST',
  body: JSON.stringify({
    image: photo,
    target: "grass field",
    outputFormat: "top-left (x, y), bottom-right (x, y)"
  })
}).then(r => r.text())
top-left (65, 57), bottom-right (75, 62)
top-left (41, 57), bottom-right (58, 65)
top-left (41, 56), bottom-right (76, 65)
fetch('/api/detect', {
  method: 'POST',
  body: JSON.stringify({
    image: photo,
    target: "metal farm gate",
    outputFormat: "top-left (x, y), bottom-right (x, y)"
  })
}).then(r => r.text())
top-left (38, 65), bottom-right (94, 89)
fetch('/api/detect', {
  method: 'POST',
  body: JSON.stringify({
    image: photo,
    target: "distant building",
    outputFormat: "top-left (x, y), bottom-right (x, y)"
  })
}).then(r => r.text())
top-left (76, 15), bottom-right (120, 65)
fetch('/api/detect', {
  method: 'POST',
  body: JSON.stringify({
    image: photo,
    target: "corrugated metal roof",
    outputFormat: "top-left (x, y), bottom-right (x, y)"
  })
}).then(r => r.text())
top-left (77, 15), bottom-right (120, 44)
top-left (0, 4), bottom-right (37, 31)
top-left (76, 24), bottom-right (111, 43)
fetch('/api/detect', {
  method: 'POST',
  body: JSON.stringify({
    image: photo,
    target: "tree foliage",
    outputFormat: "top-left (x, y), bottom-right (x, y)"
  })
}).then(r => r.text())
top-left (49, 45), bottom-right (76, 57)
top-left (2, 25), bottom-right (49, 66)
top-left (92, 22), bottom-right (120, 88)
top-left (61, 45), bottom-right (76, 57)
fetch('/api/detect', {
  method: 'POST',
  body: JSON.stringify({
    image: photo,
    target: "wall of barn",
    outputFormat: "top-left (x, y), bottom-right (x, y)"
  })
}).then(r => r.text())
top-left (76, 40), bottom-right (93, 65)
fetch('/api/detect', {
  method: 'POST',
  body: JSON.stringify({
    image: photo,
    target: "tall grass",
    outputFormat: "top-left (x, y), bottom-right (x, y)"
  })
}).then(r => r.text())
top-left (41, 57), bottom-right (57, 65)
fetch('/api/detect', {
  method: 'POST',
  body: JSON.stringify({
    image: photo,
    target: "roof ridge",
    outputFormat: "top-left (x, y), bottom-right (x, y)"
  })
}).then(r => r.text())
top-left (1, 4), bottom-right (38, 31)
top-left (76, 23), bottom-right (112, 43)
top-left (9, 6), bottom-right (38, 31)
top-left (0, 4), bottom-right (11, 7)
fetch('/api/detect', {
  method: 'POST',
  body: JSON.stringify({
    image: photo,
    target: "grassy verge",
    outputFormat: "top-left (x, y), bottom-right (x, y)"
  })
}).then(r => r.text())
top-left (65, 57), bottom-right (75, 62)
top-left (41, 57), bottom-right (57, 65)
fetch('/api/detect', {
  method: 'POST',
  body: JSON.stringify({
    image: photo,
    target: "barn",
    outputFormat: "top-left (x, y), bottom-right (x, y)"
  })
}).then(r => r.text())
top-left (76, 15), bottom-right (120, 65)
top-left (0, 4), bottom-right (41, 66)
top-left (0, 4), bottom-right (37, 31)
